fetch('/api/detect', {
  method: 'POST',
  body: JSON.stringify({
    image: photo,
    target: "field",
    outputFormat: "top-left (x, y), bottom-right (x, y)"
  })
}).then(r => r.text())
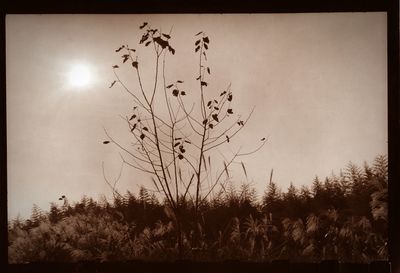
top-left (8, 155), bottom-right (388, 263)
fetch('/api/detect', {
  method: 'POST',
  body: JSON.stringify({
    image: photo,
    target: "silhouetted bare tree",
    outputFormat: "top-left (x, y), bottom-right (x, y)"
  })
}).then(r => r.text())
top-left (103, 22), bottom-right (266, 254)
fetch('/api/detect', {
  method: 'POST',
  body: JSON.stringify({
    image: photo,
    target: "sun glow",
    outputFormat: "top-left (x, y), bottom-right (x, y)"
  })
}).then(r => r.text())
top-left (67, 63), bottom-right (93, 88)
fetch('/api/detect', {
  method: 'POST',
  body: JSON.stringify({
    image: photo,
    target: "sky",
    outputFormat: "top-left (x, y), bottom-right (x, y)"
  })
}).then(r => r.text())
top-left (6, 13), bottom-right (387, 220)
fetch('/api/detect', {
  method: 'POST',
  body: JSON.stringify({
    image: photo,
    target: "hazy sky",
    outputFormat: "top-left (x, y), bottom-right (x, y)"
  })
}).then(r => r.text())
top-left (6, 13), bottom-right (387, 220)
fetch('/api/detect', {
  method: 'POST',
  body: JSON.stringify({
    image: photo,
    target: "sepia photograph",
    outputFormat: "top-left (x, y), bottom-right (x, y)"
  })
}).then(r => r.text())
top-left (6, 13), bottom-right (389, 265)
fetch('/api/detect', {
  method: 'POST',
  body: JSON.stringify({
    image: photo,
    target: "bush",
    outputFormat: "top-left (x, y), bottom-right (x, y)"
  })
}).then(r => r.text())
top-left (8, 155), bottom-right (388, 263)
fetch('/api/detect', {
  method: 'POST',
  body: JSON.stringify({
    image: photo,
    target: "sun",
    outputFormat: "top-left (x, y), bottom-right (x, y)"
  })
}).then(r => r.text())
top-left (67, 63), bottom-right (92, 88)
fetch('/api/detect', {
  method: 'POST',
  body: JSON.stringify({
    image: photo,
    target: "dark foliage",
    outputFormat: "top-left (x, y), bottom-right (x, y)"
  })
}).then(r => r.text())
top-left (8, 157), bottom-right (388, 263)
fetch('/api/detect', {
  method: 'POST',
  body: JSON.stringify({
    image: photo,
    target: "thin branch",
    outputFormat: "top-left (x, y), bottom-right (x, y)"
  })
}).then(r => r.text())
top-left (183, 174), bottom-right (195, 201)
top-left (237, 138), bottom-right (268, 157)
top-left (177, 97), bottom-right (204, 130)
top-left (102, 161), bottom-right (124, 199)
top-left (199, 41), bottom-right (207, 119)
top-left (121, 115), bottom-right (174, 155)
top-left (150, 54), bottom-right (160, 105)
top-left (205, 116), bottom-right (240, 143)
top-left (104, 128), bottom-right (154, 165)
top-left (136, 62), bottom-right (152, 107)
top-left (119, 153), bottom-right (159, 175)
top-left (204, 106), bottom-right (255, 152)
top-left (113, 68), bottom-right (172, 129)
top-left (113, 69), bottom-right (149, 111)
top-left (162, 51), bottom-right (175, 124)
top-left (200, 148), bottom-right (241, 204)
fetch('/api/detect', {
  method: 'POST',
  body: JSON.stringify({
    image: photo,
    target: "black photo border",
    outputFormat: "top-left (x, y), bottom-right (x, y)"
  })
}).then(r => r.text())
top-left (1, 0), bottom-right (399, 272)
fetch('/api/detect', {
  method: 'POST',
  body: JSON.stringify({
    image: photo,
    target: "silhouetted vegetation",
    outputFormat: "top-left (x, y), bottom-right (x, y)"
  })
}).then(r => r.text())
top-left (8, 22), bottom-right (388, 264)
top-left (104, 22), bottom-right (266, 255)
top-left (8, 155), bottom-right (388, 263)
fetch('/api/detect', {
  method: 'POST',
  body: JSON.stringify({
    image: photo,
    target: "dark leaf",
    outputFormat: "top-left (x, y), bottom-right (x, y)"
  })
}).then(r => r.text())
top-left (174, 142), bottom-right (181, 147)
top-left (150, 29), bottom-right (157, 34)
top-left (227, 93), bottom-right (233, 101)
top-left (168, 46), bottom-right (175, 55)
top-left (178, 154), bottom-right (184, 160)
top-left (143, 127), bottom-right (149, 131)
top-left (226, 135), bottom-right (230, 143)
top-left (177, 80), bottom-right (184, 83)
top-left (172, 89), bottom-right (179, 96)
top-left (153, 36), bottom-right (169, 49)
top-left (214, 100), bottom-right (218, 103)
top-left (214, 106), bottom-right (219, 110)
top-left (175, 137), bottom-right (182, 140)
top-left (195, 46), bottom-right (200, 52)
top-left (162, 33), bottom-right (171, 39)
top-left (180, 91), bottom-right (186, 96)
top-left (201, 81), bottom-right (208, 86)
top-left (212, 114), bottom-right (219, 122)
top-left (203, 51), bottom-right (207, 60)
top-left (207, 101), bottom-right (212, 107)
top-left (131, 124), bottom-right (137, 131)
top-left (227, 109), bottom-right (233, 114)
top-left (109, 80), bottom-right (116, 88)
top-left (207, 67), bottom-right (211, 74)
top-left (103, 141), bottom-right (110, 144)
top-left (132, 61), bottom-right (138, 69)
top-left (129, 48), bottom-right (136, 52)
top-left (115, 46), bottom-right (124, 52)
top-left (140, 134), bottom-right (145, 140)
top-left (139, 22), bottom-right (148, 29)
top-left (203, 36), bottom-right (210, 43)
top-left (195, 31), bottom-right (203, 36)
top-left (179, 146), bottom-right (185, 153)
top-left (220, 91), bottom-right (227, 96)
top-left (145, 41), bottom-right (151, 47)
top-left (122, 54), bottom-right (129, 63)
top-left (195, 40), bottom-right (201, 46)
top-left (184, 140), bottom-right (191, 144)
top-left (139, 33), bottom-right (149, 44)
top-left (204, 43), bottom-right (208, 50)
top-left (203, 119), bottom-right (208, 125)
top-left (137, 119), bottom-right (141, 122)
top-left (166, 84), bottom-right (174, 89)
top-left (62, 195), bottom-right (66, 198)
top-left (209, 123), bottom-right (214, 129)
top-left (261, 137), bottom-right (266, 141)
top-left (112, 65), bottom-right (119, 68)
top-left (196, 75), bottom-right (201, 80)
top-left (58, 198), bottom-right (62, 200)
top-left (129, 114), bottom-right (136, 121)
